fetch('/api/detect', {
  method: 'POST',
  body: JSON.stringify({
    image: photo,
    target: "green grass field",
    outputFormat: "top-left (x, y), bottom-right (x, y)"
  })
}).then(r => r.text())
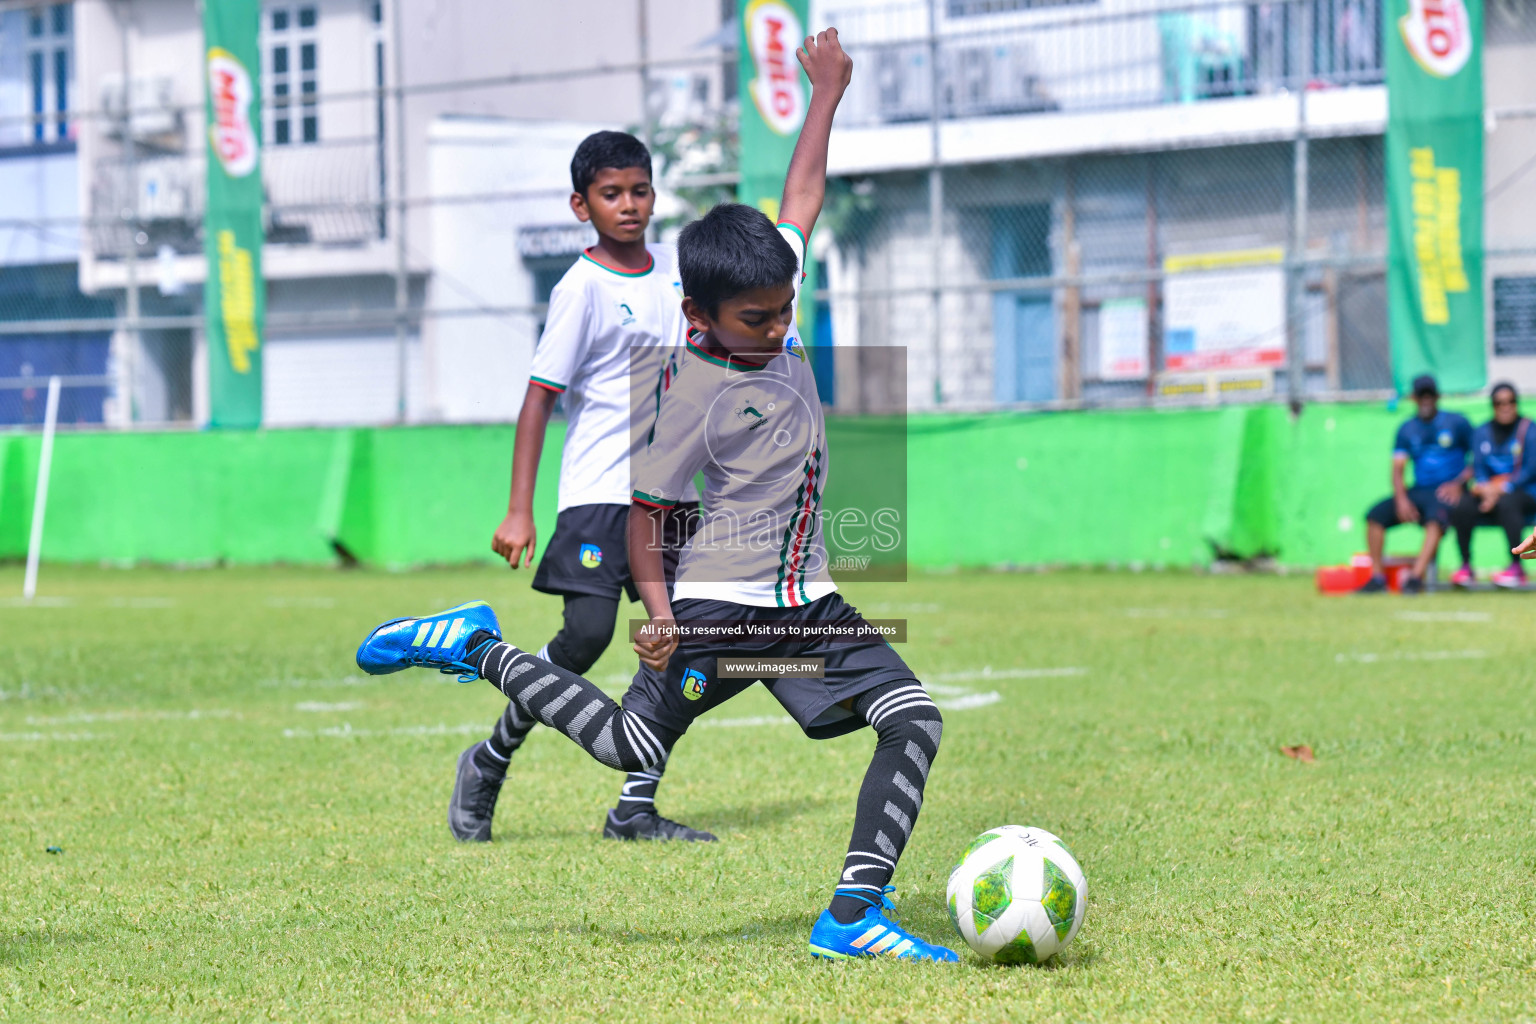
top-left (2, 565), bottom-right (1534, 1022)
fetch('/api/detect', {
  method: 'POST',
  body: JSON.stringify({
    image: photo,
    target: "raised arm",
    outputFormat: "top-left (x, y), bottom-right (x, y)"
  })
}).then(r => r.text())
top-left (778, 28), bottom-right (853, 240)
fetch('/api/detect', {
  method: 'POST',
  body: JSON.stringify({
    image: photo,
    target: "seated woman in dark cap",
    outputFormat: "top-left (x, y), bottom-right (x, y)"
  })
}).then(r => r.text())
top-left (1449, 382), bottom-right (1535, 589)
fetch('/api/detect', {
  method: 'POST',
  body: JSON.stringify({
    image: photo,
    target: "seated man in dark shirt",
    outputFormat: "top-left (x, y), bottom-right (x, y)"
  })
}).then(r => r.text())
top-left (1449, 382), bottom-right (1536, 589)
top-left (1360, 375), bottom-right (1472, 594)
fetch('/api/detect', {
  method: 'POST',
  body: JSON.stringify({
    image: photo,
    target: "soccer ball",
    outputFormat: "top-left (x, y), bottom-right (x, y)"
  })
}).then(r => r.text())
top-left (946, 825), bottom-right (1087, 964)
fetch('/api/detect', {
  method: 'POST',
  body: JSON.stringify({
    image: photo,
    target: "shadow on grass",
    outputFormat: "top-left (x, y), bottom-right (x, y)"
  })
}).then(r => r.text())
top-left (695, 797), bottom-right (829, 834)
top-left (508, 913), bottom-right (811, 948)
top-left (970, 945), bottom-right (1100, 971)
top-left (0, 928), bottom-right (94, 966)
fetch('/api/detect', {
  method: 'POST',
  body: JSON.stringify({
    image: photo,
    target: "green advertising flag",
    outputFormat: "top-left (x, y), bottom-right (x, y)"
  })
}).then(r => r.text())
top-left (738, 0), bottom-right (816, 348)
top-left (203, 0), bottom-right (264, 428)
top-left (1385, 0), bottom-right (1484, 395)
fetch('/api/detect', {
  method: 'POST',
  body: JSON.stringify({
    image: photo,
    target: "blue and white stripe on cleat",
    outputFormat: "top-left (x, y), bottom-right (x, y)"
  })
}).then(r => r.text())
top-left (355, 600), bottom-right (501, 681)
top-left (807, 903), bottom-right (959, 963)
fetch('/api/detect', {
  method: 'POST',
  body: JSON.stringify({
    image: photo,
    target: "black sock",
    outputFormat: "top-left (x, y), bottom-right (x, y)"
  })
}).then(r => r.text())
top-left (477, 698), bottom-right (535, 772)
top-left (613, 749), bottom-right (668, 819)
top-left (468, 634), bottom-right (678, 774)
top-left (478, 593), bottom-right (618, 767)
top-left (828, 681), bottom-right (944, 925)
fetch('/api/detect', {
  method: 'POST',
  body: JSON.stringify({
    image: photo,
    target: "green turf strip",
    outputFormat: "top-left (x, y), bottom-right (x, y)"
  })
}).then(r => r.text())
top-left (1, 566), bottom-right (1533, 1022)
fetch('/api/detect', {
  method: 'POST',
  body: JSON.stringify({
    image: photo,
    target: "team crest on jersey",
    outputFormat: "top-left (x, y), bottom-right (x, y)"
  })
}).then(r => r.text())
top-left (681, 667), bottom-right (708, 701)
top-left (735, 400), bottom-right (774, 431)
top-left (1438, 431), bottom-right (1453, 447)
top-left (616, 301), bottom-right (637, 327)
top-left (579, 543), bottom-right (603, 569)
top-left (784, 336), bottom-right (806, 361)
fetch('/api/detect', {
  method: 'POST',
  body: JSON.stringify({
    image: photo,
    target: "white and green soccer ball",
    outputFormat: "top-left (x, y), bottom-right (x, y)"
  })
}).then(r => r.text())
top-left (946, 825), bottom-right (1087, 964)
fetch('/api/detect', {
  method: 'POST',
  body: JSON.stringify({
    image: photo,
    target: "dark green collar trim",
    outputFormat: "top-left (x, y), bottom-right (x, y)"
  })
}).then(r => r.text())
top-left (686, 334), bottom-right (776, 371)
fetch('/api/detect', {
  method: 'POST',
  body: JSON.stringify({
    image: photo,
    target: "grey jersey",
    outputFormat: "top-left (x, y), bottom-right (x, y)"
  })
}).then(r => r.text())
top-left (631, 224), bottom-right (833, 608)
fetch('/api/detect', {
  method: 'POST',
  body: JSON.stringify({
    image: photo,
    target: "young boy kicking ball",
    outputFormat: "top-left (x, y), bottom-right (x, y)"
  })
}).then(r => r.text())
top-left (357, 29), bottom-right (955, 961)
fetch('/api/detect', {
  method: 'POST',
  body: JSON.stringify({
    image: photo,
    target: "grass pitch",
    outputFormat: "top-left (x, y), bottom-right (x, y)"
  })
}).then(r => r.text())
top-left (2, 565), bottom-right (1534, 1022)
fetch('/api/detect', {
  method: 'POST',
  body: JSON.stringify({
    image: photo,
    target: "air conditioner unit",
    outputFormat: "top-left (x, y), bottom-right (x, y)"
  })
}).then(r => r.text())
top-left (943, 43), bottom-right (1052, 117)
top-left (873, 44), bottom-right (934, 123)
top-left (100, 75), bottom-right (181, 144)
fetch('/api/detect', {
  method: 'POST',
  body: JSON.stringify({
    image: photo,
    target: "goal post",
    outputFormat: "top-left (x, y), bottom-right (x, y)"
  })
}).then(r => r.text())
top-left (22, 375), bottom-right (62, 601)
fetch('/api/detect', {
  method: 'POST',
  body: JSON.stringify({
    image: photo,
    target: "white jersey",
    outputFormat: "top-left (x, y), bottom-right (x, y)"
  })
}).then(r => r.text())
top-left (631, 224), bottom-right (834, 608)
top-left (529, 243), bottom-right (693, 512)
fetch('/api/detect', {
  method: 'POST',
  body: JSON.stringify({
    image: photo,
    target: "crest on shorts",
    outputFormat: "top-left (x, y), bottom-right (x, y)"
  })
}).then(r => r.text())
top-left (681, 667), bottom-right (708, 701)
top-left (579, 543), bottom-right (603, 569)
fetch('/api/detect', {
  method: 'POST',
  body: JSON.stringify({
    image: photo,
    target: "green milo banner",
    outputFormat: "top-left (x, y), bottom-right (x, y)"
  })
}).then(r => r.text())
top-left (1385, 0), bottom-right (1484, 395)
top-left (738, 0), bottom-right (816, 347)
top-left (203, 0), bottom-right (264, 428)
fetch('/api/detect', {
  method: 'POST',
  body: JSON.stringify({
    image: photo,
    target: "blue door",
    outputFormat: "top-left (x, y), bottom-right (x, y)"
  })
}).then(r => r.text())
top-left (990, 205), bottom-right (1055, 404)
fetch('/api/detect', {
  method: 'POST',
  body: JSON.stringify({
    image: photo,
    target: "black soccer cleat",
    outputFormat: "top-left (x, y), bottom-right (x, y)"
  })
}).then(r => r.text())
top-left (1401, 574), bottom-right (1426, 595)
top-left (1355, 574), bottom-right (1389, 594)
top-left (448, 742), bottom-right (505, 843)
top-left (602, 808), bottom-right (717, 842)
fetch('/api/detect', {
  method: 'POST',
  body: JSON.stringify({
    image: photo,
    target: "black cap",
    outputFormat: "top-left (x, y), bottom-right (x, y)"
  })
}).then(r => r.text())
top-left (1411, 374), bottom-right (1439, 397)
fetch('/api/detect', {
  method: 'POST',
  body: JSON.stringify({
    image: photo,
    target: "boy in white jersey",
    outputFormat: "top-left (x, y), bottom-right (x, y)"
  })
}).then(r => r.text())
top-left (361, 30), bottom-right (954, 960)
top-left (448, 131), bottom-right (711, 845)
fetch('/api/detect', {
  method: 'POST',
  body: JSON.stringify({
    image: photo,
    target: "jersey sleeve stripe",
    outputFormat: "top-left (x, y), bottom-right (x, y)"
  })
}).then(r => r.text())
top-left (632, 490), bottom-right (677, 509)
top-left (530, 376), bottom-right (567, 393)
top-left (776, 220), bottom-right (809, 248)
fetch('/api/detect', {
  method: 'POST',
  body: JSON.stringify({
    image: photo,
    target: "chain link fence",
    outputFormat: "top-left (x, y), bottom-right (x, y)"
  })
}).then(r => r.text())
top-left (2, 0), bottom-right (1534, 428)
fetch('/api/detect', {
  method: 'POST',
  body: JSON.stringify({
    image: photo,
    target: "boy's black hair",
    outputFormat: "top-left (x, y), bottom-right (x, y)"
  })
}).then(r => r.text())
top-left (570, 131), bottom-right (652, 195)
top-left (1491, 380), bottom-right (1519, 402)
top-left (677, 203), bottom-right (799, 315)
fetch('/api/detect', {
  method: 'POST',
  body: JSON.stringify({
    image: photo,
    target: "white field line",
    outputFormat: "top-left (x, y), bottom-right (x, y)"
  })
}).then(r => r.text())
top-left (294, 701), bottom-right (364, 713)
top-left (1123, 608), bottom-right (1230, 619)
top-left (0, 596), bottom-right (73, 608)
top-left (1395, 611), bottom-right (1493, 623)
top-left (1336, 649), bottom-right (1487, 664)
top-left (260, 675), bottom-right (390, 689)
top-left (937, 691), bottom-right (1003, 710)
top-left (0, 685), bottom-right (68, 702)
top-left (24, 708), bottom-right (238, 726)
top-left (1, 731), bottom-right (102, 743)
top-left (283, 722), bottom-right (487, 740)
top-left (283, 681), bottom-right (1010, 739)
top-left (928, 666), bottom-right (1087, 683)
top-left (105, 597), bottom-right (177, 609)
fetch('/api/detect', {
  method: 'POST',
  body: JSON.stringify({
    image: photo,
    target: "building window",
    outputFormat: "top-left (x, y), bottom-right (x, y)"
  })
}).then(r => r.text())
top-left (1494, 277), bottom-right (1536, 357)
top-left (5, 4), bottom-right (74, 145)
top-left (264, 5), bottom-right (318, 146)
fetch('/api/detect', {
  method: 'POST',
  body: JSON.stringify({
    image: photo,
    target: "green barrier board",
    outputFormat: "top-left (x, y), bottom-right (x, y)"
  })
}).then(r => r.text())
top-left (0, 401), bottom-right (1514, 572)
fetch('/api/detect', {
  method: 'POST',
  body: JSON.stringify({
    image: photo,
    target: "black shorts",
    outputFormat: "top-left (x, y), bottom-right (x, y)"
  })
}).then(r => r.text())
top-left (533, 502), bottom-right (699, 601)
top-left (618, 592), bottom-right (920, 741)
top-left (1366, 485), bottom-right (1455, 528)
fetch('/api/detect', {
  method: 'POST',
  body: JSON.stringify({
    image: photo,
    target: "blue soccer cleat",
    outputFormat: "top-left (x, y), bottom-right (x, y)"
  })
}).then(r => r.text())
top-left (356, 601), bottom-right (501, 681)
top-left (808, 889), bottom-right (959, 962)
